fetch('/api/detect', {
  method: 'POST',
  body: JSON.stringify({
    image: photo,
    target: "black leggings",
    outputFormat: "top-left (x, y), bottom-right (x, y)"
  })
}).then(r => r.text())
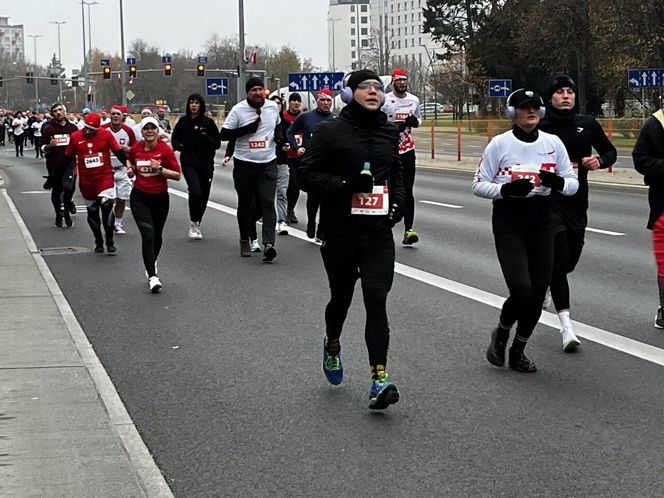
top-left (401, 149), bottom-right (416, 230)
top-left (86, 197), bottom-right (115, 246)
top-left (182, 166), bottom-right (213, 223)
top-left (306, 192), bottom-right (320, 225)
top-left (131, 189), bottom-right (169, 278)
top-left (321, 231), bottom-right (395, 366)
top-left (50, 171), bottom-right (76, 216)
top-left (34, 137), bottom-right (42, 158)
top-left (286, 158), bottom-right (300, 214)
top-left (14, 134), bottom-right (24, 156)
top-left (233, 158), bottom-right (277, 246)
top-left (495, 229), bottom-right (556, 342)
top-left (550, 228), bottom-right (585, 311)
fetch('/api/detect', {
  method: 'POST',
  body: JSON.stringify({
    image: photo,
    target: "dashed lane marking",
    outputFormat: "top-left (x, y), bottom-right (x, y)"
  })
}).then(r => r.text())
top-left (420, 200), bottom-right (463, 209)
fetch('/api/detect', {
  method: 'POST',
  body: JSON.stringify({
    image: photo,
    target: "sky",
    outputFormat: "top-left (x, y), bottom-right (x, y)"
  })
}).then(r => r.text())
top-left (3, 0), bottom-right (330, 72)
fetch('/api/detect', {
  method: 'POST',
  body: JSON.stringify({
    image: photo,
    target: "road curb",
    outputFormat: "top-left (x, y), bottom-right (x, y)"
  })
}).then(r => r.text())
top-left (1, 189), bottom-right (174, 498)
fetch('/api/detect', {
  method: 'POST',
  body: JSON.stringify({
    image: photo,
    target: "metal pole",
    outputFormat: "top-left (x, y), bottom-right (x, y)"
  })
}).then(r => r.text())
top-left (28, 35), bottom-right (41, 111)
top-left (81, 0), bottom-right (88, 107)
top-left (84, 2), bottom-right (98, 108)
top-left (51, 21), bottom-right (66, 103)
top-left (119, 0), bottom-right (127, 107)
top-left (238, 0), bottom-right (246, 102)
top-left (331, 19), bottom-right (336, 71)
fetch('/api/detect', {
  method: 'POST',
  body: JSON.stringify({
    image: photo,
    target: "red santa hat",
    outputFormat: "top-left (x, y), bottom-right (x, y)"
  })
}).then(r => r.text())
top-left (391, 68), bottom-right (408, 81)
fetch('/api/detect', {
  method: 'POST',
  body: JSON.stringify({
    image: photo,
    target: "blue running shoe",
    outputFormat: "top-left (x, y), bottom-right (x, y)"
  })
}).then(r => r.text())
top-left (368, 372), bottom-right (400, 410)
top-left (322, 340), bottom-right (343, 385)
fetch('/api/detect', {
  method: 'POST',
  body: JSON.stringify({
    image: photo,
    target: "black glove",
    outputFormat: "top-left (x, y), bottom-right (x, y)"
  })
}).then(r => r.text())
top-left (404, 115), bottom-right (419, 128)
top-left (346, 172), bottom-right (373, 193)
top-left (500, 178), bottom-right (534, 198)
top-left (539, 169), bottom-right (565, 191)
top-left (388, 202), bottom-right (403, 227)
top-left (397, 122), bottom-right (407, 132)
top-left (42, 175), bottom-right (53, 190)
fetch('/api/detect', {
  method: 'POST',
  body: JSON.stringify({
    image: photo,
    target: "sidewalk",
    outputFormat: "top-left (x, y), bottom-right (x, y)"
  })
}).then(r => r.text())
top-left (0, 177), bottom-right (173, 497)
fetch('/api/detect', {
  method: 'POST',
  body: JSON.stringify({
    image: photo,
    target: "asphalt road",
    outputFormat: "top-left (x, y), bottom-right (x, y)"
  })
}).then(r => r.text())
top-left (2, 145), bottom-right (663, 497)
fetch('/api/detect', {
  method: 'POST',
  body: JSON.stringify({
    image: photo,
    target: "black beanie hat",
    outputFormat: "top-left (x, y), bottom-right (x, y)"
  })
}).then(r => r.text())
top-left (246, 77), bottom-right (264, 93)
top-left (288, 92), bottom-right (301, 102)
top-left (347, 69), bottom-right (381, 91)
top-left (548, 74), bottom-right (577, 100)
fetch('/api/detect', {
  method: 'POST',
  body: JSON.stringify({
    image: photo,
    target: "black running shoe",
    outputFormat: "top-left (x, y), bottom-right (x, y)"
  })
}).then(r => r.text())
top-left (54, 213), bottom-right (63, 227)
top-left (64, 211), bottom-right (73, 227)
top-left (106, 243), bottom-right (117, 255)
top-left (263, 244), bottom-right (277, 263)
top-left (306, 221), bottom-right (316, 239)
top-left (508, 349), bottom-right (537, 373)
top-left (94, 244), bottom-right (104, 253)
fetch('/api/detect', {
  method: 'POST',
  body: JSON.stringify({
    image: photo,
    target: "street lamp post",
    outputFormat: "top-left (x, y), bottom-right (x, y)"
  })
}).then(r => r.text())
top-left (83, 1), bottom-right (99, 107)
top-left (119, 0), bottom-right (127, 107)
top-left (28, 34), bottom-right (42, 111)
top-left (328, 17), bottom-right (342, 71)
top-left (80, 0), bottom-right (88, 107)
top-left (421, 45), bottom-right (438, 122)
top-left (238, 0), bottom-right (246, 102)
top-left (50, 21), bottom-right (66, 103)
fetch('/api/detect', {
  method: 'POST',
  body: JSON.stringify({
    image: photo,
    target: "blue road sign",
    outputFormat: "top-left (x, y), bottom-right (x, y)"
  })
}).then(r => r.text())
top-left (488, 79), bottom-right (512, 97)
top-left (126, 57), bottom-right (136, 65)
top-left (161, 55), bottom-right (172, 64)
top-left (100, 59), bottom-right (110, 67)
top-left (206, 77), bottom-right (228, 96)
top-left (628, 68), bottom-right (664, 88)
top-left (288, 72), bottom-right (345, 92)
top-left (198, 56), bottom-right (208, 64)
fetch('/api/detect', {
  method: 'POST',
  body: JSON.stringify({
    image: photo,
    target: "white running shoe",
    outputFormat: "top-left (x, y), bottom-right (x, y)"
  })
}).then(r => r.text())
top-left (149, 276), bottom-right (162, 293)
top-left (542, 288), bottom-right (552, 309)
top-left (277, 221), bottom-right (289, 235)
top-left (114, 224), bottom-right (126, 235)
top-left (193, 222), bottom-right (203, 239)
top-left (250, 239), bottom-right (261, 252)
top-left (561, 326), bottom-right (581, 352)
top-left (188, 222), bottom-right (198, 239)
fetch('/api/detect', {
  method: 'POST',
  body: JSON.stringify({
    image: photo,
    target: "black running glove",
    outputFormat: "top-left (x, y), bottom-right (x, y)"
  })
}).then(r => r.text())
top-left (42, 176), bottom-right (53, 190)
top-left (539, 169), bottom-right (565, 191)
top-left (388, 202), bottom-right (403, 227)
top-left (501, 178), bottom-right (534, 198)
top-left (404, 115), bottom-right (419, 128)
top-left (346, 173), bottom-right (373, 194)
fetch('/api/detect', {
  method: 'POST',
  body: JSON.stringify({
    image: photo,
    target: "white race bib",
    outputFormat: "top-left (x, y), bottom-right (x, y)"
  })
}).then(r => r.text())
top-left (351, 185), bottom-right (389, 215)
top-left (136, 159), bottom-right (159, 177)
top-left (83, 153), bottom-right (103, 169)
top-left (394, 108), bottom-right (412, 122)
top-left (53, 134), bottom-right (70, 146)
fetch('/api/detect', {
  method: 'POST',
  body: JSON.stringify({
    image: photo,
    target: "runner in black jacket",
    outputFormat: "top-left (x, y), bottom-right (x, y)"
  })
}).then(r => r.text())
top-left (171, 93), bottom-right (221, 240)
top-left (539, 74), bottom-right (616, 352)
top-left (633, 107), bottom-right (664, 328)
top-left (299, 69), bottom-right (405, 410)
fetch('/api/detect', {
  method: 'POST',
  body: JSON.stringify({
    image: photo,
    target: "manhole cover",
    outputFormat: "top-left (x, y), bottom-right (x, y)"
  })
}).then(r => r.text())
top-left (39, 246), bottom-right (91, 256)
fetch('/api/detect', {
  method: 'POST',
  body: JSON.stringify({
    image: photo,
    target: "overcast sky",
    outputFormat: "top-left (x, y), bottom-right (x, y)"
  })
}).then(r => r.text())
top-left (4, 0), bottom-right (330, 72)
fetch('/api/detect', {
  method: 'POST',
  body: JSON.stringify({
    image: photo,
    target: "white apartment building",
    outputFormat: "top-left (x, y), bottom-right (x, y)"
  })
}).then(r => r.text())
top-left (0, 17), bottom-right (25, 62)
top-left (370, 0), bottom-right (436, 70)
top-left (328, 0), bottom-right (372, 72)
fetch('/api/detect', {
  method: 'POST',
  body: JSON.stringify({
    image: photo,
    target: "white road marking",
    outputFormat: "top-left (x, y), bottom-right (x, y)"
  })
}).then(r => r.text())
top-left (169, 188), bottom-right (664, 369)
top-left (21, 190), bottom-right (50, 194)
top-left (420, 200), bottom-right (463, 209)
top-left (586, 227), bottom-right (625, 236)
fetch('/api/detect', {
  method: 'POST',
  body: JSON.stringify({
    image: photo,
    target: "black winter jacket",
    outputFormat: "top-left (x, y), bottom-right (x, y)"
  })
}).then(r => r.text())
top-left (171, 93), bottom-right (221, 171)
top-left (539, 108), bottom-right (616, 212)
top-left (298, 103), bottom-right (405, 239)
top-left (633, 111), bottom-right (664, 229)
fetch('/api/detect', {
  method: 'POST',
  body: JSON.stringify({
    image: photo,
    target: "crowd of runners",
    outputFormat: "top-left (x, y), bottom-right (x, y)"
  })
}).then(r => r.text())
top-left (3, 67), bottom-right (664, 410)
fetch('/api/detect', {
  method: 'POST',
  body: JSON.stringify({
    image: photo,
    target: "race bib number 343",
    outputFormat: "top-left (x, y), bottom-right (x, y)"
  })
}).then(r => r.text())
top-left (351, 185), bottom-right (389, 215)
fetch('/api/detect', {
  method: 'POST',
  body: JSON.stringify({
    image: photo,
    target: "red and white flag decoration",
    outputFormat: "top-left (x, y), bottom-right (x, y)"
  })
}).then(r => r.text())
top-left (243, 49), bottom-right (257, 65)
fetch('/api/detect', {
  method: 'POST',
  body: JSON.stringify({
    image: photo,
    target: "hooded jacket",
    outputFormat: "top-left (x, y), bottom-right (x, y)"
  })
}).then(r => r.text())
top-left (633, 110), bottom-right (664, 229)
top-left (171, 93), bottom-right (221, 170)
top-left (298, 102), bottom-right (405, 239)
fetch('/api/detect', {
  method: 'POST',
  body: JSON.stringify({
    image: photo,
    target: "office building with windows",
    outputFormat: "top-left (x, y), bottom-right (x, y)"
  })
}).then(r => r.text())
top-left (0, 17), bottom-right (25, 62)
top-left (328, 0), bottom-right (371, 72)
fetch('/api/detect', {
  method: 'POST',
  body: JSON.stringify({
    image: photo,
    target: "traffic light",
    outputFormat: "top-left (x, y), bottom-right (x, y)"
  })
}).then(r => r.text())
top-left (103, 66), bottom-right (111, 80)
top-left (0, 77), bottom-right (3, 88)
top-left (163, 63), bottom-right (172, 77)
top-left (50, 73), bottom-right (58, 85)
top-left (72, 75), bottom-right (79, 87)
top-left (196, 64), bottom-right (205, 77)
top-left (129, 65), bottom-right (137, 79)
top-left (26, 72), bottom-right (33, 84)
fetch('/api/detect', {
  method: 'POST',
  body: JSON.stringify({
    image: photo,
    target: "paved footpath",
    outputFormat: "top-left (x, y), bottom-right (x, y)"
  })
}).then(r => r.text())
top-left (0, 173), bottom-right (172, 498)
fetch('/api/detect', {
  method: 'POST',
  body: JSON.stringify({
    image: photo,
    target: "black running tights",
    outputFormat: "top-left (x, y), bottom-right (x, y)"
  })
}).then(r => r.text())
top-left (495, 229), bottom-right (556, 342)
top-left (321, 231), bottom-right (395, 366)
top-left (86, 198), bottom-right (114, 246)
top-left (182, 166), bottom-right (213, 223)
top-left (550, 228), bottom-right (585, 311)
top-left (131, 188), bottom-right (169, 278)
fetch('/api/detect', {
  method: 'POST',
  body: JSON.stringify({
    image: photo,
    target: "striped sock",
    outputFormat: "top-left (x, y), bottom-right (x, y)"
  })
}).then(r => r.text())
top-left (325, 337), bottom-right (340, 355)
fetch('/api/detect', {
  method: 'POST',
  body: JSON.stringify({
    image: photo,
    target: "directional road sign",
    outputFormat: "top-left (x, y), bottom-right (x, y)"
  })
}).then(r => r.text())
top-left (198, 56), bottom-right (208, 64)
top-left (628, 68), bottom-right (664, 88)
top-left (161, 55), bottom-right (172, 64)
top-left (126, 57), bottom-right (136, 65)
top-left (488, 79), bottom-right (512, 97)
top-left (206, 77), bottom-right (228, 96)
top-left (288, 72), bottom-right (345, 92)
top-left (100, 59), bottom-right (110, 67)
